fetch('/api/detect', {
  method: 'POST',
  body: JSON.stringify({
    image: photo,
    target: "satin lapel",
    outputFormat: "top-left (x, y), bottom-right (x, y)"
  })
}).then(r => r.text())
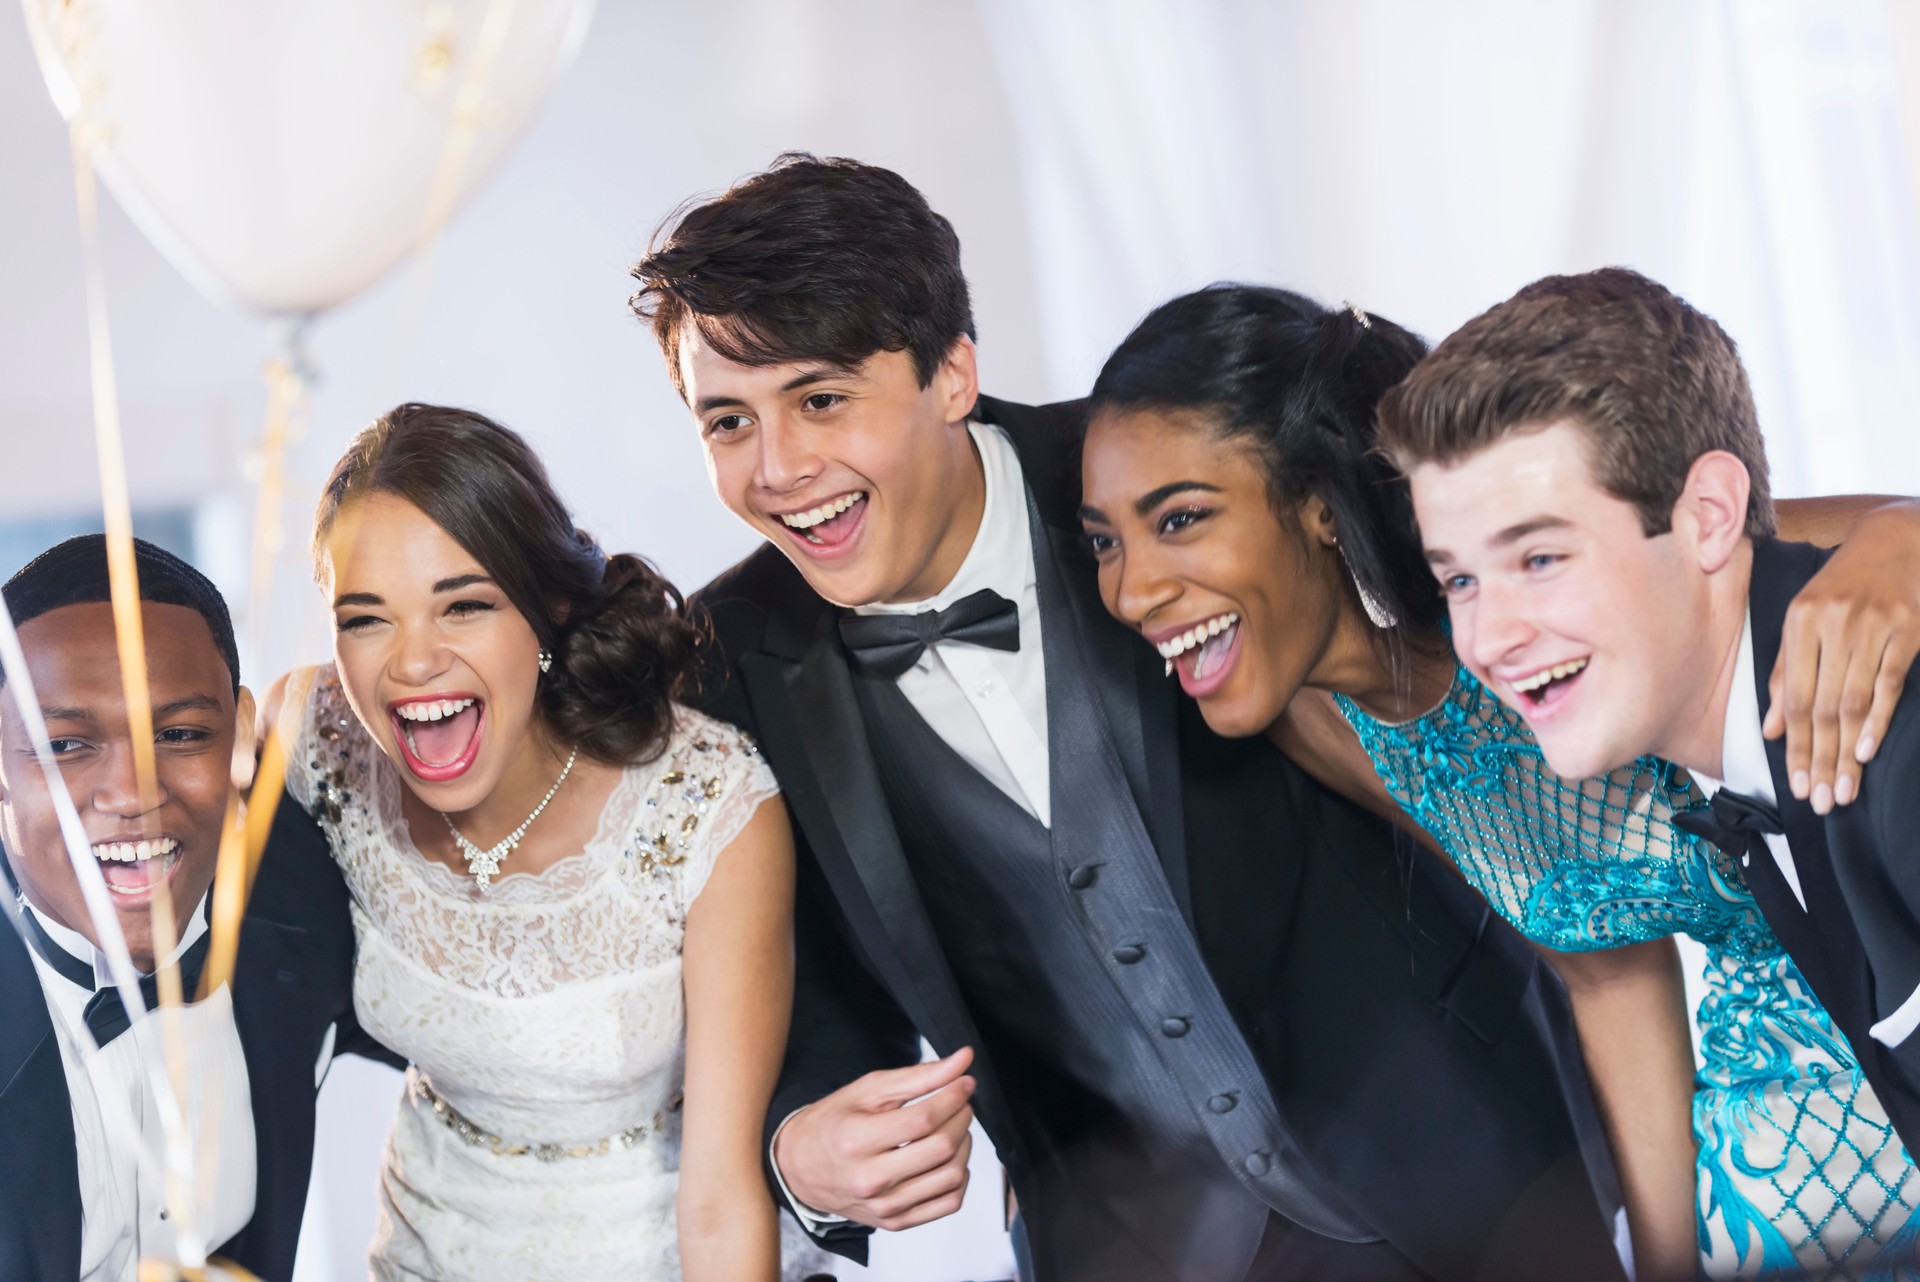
top-left (219, 916), bottom-right (314, 1281)
top-left (743, 621), bottom-right (1019, 1156)
top-left (1748, 539), bottom-right (1865, 1008)
top-left (1040, 523), bottom-right (1191, 918)
top-left (0, 905), bottom-right (82, 1280)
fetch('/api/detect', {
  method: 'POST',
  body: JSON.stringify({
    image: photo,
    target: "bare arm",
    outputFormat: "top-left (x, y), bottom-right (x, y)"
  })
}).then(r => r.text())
top-left (1543, 939), bottom-right (1698, 1282)
top-left (1770, 497), bottom-right (1920, 812)
top-left (1267, 688), bottom-right (1447, 858)
top-left (679, 795), bottom-right (797, 1282)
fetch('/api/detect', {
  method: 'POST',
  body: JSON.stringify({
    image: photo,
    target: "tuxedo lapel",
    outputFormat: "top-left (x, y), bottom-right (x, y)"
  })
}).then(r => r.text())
top-left (0, 904), bottom-right (82, 1281)
top-left (1747, 539), bottom-right (1871, 1018)
top-left (216, 916), bottom-right (313, 1281)
top-left (742, 610), bottom-right (1023, 1162)
top-left (1039, 521), bottom-right (1192, 919)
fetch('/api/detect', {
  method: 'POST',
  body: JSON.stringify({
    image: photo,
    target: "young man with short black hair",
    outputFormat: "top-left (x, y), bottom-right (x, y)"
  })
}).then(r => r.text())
top-left (0, 536), bottom-right (389, 1281)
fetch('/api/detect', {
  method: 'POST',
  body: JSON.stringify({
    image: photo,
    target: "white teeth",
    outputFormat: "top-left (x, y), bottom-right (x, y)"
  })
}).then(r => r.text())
top-left (1512, 658), bottom-right (1590, 694)
top-left (1155, 613), bottom-right (1240, 660)
top-left (396, 697), bottom-right (476, 723)
top-left (779, 492), bottom-right (867, 529)
top-left (91, 837), bottom-right (179, 863)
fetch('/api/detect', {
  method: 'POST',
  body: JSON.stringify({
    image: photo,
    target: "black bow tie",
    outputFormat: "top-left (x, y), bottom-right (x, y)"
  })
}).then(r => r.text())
top-left (16, 902), bottom-right (212, 1047)
top-left (1673, 788), bottom-right (1786, 861)
top-left (837, 588), bottom-right (1021, 680)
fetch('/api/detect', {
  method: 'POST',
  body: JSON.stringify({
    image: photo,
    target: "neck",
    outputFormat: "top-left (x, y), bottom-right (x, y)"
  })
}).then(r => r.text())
top-left (1656, 540), bottom-right (1754, 779)
top-left (454, 719), bottom-right (575, 834)
top-left (1309, 601), bottom-right (1455, 723)
top-left (886, 426), bottom-right (988, 604)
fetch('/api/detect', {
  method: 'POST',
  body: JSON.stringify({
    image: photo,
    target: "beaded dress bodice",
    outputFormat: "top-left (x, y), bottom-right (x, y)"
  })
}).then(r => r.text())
top-left (1337, 664), bottom-right (1920, 1280)
top-left (285, 665), bottom-right (798, 1279)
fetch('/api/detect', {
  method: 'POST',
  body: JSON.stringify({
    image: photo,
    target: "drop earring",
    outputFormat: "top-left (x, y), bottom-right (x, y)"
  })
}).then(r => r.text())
top-left (1332, 536), bottom-right (1396, 629)
top-left (538, 650), bottom-right (553, 674)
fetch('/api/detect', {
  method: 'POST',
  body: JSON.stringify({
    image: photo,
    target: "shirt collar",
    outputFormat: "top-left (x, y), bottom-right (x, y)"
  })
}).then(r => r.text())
top-left (1698, 609), bottom-right (1777, 805)
top-left (853, 420), bottom-right (1037, 617)
top-left (20, 889), bottom-right (211, 991)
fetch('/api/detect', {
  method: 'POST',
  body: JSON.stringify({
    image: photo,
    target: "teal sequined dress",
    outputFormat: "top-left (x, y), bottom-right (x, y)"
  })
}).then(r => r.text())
top-left (1336, 664), bottom-right (1920, 1280)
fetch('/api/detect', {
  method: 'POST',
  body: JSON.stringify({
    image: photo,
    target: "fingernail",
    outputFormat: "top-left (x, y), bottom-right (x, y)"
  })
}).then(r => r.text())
top-left (1857, 735), bottom-right (1878, 762)
top-left (1792, 770), bottom-right (1810, 799)
top-left (1813, 783), bottom-right (1833, 814)
top-left (1835, 775), bottom-right (1856, 805)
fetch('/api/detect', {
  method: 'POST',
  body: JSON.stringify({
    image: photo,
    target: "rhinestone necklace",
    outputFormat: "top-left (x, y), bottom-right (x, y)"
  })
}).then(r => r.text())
top-left (443, 746), bottom-right (580, 891)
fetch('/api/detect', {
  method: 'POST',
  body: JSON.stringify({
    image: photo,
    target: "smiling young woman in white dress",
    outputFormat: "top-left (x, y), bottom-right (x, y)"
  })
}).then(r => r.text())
top-left (272, 403), bottom-right (812, 1281)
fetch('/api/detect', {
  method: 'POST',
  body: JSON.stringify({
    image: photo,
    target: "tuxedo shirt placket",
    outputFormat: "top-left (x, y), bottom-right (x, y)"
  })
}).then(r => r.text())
top-left (20, 896), bottom-right (255, 1281)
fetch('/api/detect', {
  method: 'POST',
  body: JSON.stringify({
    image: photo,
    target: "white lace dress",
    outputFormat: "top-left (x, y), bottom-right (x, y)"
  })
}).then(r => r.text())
top-left (287, 665), bottom-right (818, 1281)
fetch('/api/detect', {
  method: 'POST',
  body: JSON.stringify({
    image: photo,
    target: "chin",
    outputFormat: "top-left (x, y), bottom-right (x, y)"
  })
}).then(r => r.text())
top-left (1533, 730), bottom-right (1630, 784)
top-left (1194, 691), bottom-right (1270, 741)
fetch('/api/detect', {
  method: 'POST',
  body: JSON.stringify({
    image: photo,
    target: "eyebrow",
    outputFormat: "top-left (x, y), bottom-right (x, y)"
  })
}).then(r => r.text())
top-left (1078, 480), bottom-right (1224, 525)
top-left (1425, 514), bottom-right (1575, 567)
top-left (693, 363), bottom-right (864, 416)
top-left (39, 694), bottom-right (223, 725)
top-left (333, 574), bottom-right (494, 609)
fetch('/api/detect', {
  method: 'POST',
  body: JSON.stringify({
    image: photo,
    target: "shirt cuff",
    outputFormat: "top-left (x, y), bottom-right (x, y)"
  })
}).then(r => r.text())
top-left (1871, 978), bottom-right (1920, 1049)
top-left (770, 1108), bottom-right (849, 1232)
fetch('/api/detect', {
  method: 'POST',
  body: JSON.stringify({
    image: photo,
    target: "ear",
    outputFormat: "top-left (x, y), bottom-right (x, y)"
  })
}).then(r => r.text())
top-left (231, 686), bottom-right (258, 792)
top-left (936, 335), bottom-right (981, 427)
top-left (1676, 450), bottom-right (1751, 574)
top-left (1297, 494), bottom-right (1340, 548)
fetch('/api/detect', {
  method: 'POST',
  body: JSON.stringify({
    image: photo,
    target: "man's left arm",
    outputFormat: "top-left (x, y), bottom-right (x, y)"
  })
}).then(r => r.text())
top-left (1769, 497), bottom-right (1920, 814)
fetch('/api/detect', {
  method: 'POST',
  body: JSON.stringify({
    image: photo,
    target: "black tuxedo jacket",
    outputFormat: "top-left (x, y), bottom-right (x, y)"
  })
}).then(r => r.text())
top-left (1742, 537), bottom-right (1920, 1145)
top-left (691, 395), bottom-right (1624, 1281)
top-left (0, 789), bottom-right (394, 1282)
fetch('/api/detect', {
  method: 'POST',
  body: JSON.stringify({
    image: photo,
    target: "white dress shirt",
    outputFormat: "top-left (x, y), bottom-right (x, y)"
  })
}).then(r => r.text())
top-left (850, 420), bottom-right (1052, 826)
top-left (1696, 611), bottom-right (1807, 914)
top-left (775, 420), bottom-right (1054, 1228)
top-left (22, 895), bottom-right (256, 1281)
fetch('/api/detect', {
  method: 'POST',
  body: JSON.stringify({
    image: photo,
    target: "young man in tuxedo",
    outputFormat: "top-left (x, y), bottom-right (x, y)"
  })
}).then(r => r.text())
top-left (633, 155), bottom-right (1633, 1282)
top-left (0, 536), bottom-right (387, 1282)
top-left (1381, 267), bottom-right (1920, 1158)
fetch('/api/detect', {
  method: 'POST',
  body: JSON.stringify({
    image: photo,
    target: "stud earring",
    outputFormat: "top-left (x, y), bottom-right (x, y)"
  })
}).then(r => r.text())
top-left (538, 650), bottom-right (553, 674)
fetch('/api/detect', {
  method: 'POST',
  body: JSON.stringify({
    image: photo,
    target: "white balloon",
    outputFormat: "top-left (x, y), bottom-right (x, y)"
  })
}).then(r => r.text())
top-left (22, 0), bottom-right (594, 317)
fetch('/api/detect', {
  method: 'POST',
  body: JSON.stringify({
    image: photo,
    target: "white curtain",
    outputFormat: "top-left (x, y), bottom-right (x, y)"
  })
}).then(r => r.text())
top-left (981, 0), bottom-right (1920, 499)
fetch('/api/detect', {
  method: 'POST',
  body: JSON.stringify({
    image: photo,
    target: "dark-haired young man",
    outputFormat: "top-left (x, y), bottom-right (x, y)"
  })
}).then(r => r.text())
top-left (635, 158), bottom-right (1915, 1281)
top-left (0, 536), bottom-right (388, 1282)
top-left (1382, 267), bottom-right (1920, 1200)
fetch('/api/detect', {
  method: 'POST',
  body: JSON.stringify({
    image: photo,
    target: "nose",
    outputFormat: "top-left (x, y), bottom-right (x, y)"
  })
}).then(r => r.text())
top-left (91, 741), bottom-right (168, 823)
top-left (1108, 542), bottom-right (1181, 630)
top-left (390, 620), bottom-right (454, 690)
top-left (1463, 577), bottom-right (1535, 674)
top-left (754, 414), bottom-right (822, 495)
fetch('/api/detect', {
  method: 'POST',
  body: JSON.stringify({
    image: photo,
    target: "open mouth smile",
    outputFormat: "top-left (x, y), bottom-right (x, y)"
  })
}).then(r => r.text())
top-left (1153, 612), bottom-right (1242, 697)
top-left (92, 836), bottom-right (183, 900)
top-left (1505, 657), bottom-right (1590, 715)
top-left (389, 693), bottom-right (486, 783)
top-left (774, 491), bottom-right (869, 556)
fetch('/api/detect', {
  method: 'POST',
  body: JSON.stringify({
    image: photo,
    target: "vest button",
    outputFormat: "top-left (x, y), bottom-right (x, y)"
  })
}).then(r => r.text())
top-left (1160, 1016), bottom-right (1190, 1038)
top-left (1208, 1093), bottom-right (1237, 1114)
top-left (1067, 865), bottom-right (1098, 890)
top-left (1112, 943), bottom-right (1146, 964)
top-left (1245, 1151), bottom-right (1271, 1177)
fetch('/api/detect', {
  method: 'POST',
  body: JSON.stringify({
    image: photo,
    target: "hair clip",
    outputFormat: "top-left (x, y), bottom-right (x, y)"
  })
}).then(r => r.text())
top-left (1344, 300), bottom-right (1372, 330)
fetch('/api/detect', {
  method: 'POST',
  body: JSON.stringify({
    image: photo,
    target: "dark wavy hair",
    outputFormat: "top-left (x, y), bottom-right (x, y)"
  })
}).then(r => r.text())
top-left (313, 404), bottom-right (698, 765)
top-left (1088, 284), bottom-right (1446, 650)
top-left (630, 152), bottom-right (976, 398)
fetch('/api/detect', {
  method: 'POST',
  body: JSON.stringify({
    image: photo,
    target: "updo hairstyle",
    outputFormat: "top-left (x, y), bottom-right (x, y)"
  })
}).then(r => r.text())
top-left (1087, 284), bottom-right (1446, 649)
top-left (313, 403), bottom-right (698, 765)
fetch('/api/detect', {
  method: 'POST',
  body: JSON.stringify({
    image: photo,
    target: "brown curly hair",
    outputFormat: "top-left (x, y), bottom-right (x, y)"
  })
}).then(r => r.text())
top-left (313, 403), bottom-right (699, 765)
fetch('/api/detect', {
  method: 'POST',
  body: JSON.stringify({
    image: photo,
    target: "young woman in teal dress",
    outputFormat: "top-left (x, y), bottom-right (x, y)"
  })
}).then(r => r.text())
top-left (1075, 284), bottom-right (1920, 1280)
